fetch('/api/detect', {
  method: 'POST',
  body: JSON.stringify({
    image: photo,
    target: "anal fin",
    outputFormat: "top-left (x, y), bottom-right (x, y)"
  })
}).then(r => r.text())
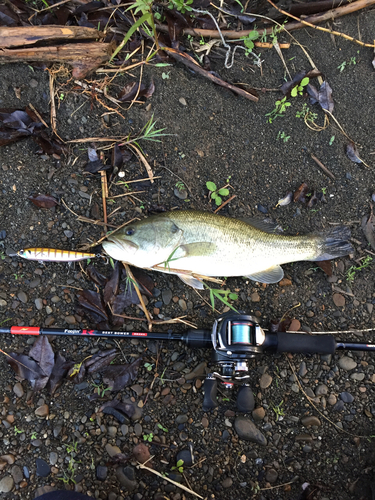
top-left (246, 265), bottom-right (284, 284)
top-left (178, 274), bottom-right (205, 289)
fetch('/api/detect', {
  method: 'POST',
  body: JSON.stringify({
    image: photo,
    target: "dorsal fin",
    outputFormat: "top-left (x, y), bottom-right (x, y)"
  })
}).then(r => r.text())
top-left (241, 217), bottom-right (283, 234)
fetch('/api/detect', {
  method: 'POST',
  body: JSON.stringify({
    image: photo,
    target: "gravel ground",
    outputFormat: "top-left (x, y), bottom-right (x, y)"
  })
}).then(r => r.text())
top-left (1, 8), bottom-right (375, 500)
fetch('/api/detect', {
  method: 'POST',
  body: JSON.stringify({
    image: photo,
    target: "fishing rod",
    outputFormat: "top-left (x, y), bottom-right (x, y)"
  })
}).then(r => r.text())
top-left (2, 313), bottom-right (374, 412)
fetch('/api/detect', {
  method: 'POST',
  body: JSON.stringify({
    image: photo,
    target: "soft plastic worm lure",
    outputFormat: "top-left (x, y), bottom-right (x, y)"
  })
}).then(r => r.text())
top-left (17, 248), bottom-right (96, 262)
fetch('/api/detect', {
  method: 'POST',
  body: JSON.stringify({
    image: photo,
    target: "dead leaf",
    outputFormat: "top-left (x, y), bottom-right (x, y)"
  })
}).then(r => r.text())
top-left (6, 353), bottom-right (47, 391)
top-left (293, 183), bottom-right (309, 203)
top-left (46, 352), bottom-right (74, 395)
top-left (78, 289), bottom-right (109, 323)
top-left (346, 142), bottom-right (362, 164)
top-left (85, 349), bottom-right (118, 374)
top-left (102, 357), bottom-right (143, 391)
top-left (318, 81), bottom-right (334, 113)
top-left (103, 261), bottom-right (122, 305)
top-left (361, 207), bottom-right (375, 251)
top-left (28, 194), bottom-right (58, 209)
top-left (315, 260), bottom-right (333, 276)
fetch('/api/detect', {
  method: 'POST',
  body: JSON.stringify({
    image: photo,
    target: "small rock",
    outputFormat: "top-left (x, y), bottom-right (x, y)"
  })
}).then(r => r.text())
top-left (252, 407), bottom-right (266, 421)
top-left (36, 458), bottom-right (51, 477)
top-left (179, 97), bottom-right (187, 106)
top-left (175, 414), bottom-right (188, 424)
top-left (17, 291), bottom-right (28, 303)
top-left (185, 362), bottom-right (207, 380)
top-left (65, 315), bottom-right (76, 325)
top-left (0, 476), bottom-right (14, 493)
top-left (265, 469), bottom-right (278, 483)
top-left (13, 383), bottom-right (24, 398)
top-left (131, 384), bottom-right (143, 397)
top-left (162, 289), bottom-right (172, 305)
top-left (250, 292), bottom-right (260, 302)
top-left (35, 298), bottom-right (43, 310)
top-left (105, 443), bottom-right (121, 458)
top-left (178, 299), bottom-right (187, 311)
top-left (116, 466), bottom-right (137, 490)
top-left (222, 477), bottom-right (233, 488)
top-left (333, 293), bottom-right (345, 307)
top-left (176, 446), bottom-right (194, 467)
top-left (301, 416), bottom-right (321, 427)
top-left (315, 384), bottom-right (328, 396)
top-left (289, 319), bottom-right (301, 331)
top-left (259, 373), bottom-right (272, 389)
top-left (133, 443), bottom-right (151, 465)
top-left (234, 416), bottom-right (267, 445)
top-left (35, 404), bottom-right (49, 417)
top-left (201, 417), bottom-right (209, 428)
top-left (327, 394), bottom-right (337, 405)
top-left (340, 391), bottom-right (354, 403)
top-left (351, 372), bottom-right (365, 381)
top-left (11, 465), bottom-right (23, 484)
top-left (64, 230), bottom-right (73, 238)
top-left (96, 465), bottom-right (108, 481)
top-left (279, 278), bottom-right (292, 286)
top-left (338, 356), bottom-right (357, 371)
top-left (174, 188), bottom-right (188, 200)
top-left (49, 452), bottom-right (58, 466)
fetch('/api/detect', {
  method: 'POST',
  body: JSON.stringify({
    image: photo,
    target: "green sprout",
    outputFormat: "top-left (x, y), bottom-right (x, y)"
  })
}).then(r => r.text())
top-left (14, 426), bottom-right (25, 435)
top-left (291, 77), bottom-right (309, 97)
top-left (175, 181), bottom-right (186, 192)
top-left (272, 400), bottom-right (285, 419)
top-left (295, 103), bottom-right (318, 123)
top-left (329, 135), bottom-right (335, 146)
top-left (31, 431), bottom-right (37, 440)
top-left (265, 97), bottom-right (291, 123)
top-left (144, 362), bottom-right (154, 371)
top-left (346, 256), bottom-right (373, 283)
top-left (206, 181), bottom-right (230, 206)
top-left (277, 131), bottom-right (290, 143)
top-left (143, 432), bottom-right (153, 442)
top-left (91, 382), bottom-right (112, 397)
top-left (168, 0), bottom-right (193, 13)
top-left (171, 459), bottom-right (184, 473)
top-left (157, 423), bottom-right (168, 432)
top-left (240, 30), bottom-right (259, 56)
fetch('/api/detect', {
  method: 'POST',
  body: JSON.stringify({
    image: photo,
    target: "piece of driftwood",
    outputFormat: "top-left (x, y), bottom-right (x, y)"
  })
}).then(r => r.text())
top-left (0, 26), bottom-right (104, 49)
top-left (0, 42), bottom-right (115, 78)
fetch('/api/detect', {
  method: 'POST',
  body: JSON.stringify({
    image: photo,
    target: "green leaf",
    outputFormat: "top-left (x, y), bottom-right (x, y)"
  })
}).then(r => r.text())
top-left (218, 188), bottom-right (229, 196)
top-left (300, 77), bottom-right (309, 87)
top-left (206, 181), bottom-right (217, 192)
top-left (229, 293), bottom-right (238, 300)
top-left (110, 12), bottom-right (151, 62)
top-left (214, 196), bottom-right (222, 206)
top-left (290, 86), bottom-right (298, 97)
top-left (154, 63), bottom-right (172, 67)
top-left (176, 459), bottom-right (184, 467)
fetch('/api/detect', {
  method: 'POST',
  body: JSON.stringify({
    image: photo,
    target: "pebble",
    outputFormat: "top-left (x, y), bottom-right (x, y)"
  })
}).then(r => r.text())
top-left (65, 315), bottom-right (76, 325)
top-left (338, 356), bottom-right (357, 370)
top-left (131, 384), bottom-right (143, 397)
top-left (340, 391), bottom-right (354, 403)
top-left (11, 465), bottom-right (23, 484)
top-left (351, 372), bottom-right (365, 381)
top-left (250, 292), bottom-right (260, 302)
top-left (35, 298), bottom-right (43, 310)
top-left (174, 187), bottom-right (188, 200)
top-left (327, 394), bottom-right (337, 405)
top-left (185, 362), bottom-right (206, 380)
top-left (333, 293), bottom-right (345, 307)
top-left (0, 299), bottom-right (7, 307)
top-left (289, 319), bottom-right (301, 331)
top-left (108, 426), bottom-right (117, 438)
top-left (315, 384), bottom-right (328, 396)
top-left (162, 289), bottom-right (172, 305)
top-left (173, 361), bottom-right (185, 372)
top-left (259, 373), bottom-right (272, 389)
top-left (105, 443), bottom-right (121, 458)
top-left (252, 407), bottom-right (266, 421)
top-left (64, 230), bottom-right (73, 238)
top-left (175, 414), bottom-right (188, 424)
top-left (0, 476), bottom-right (14, 493)
top-left (35, 404), bottom-right (49, 417)
top-left (116, 466), bottom-right (137, 491)
top-left (234, 416), bottom-right (267, 445)
top-left (201, 417), bottom-right (209, 428)
top-left (265, 469), bottom-right (278, 483)
top-left (17, 291), bottom-right (28, 303)
top-left (179, 97), bottom-right (187, 106)
top-left (96, 465), bottom-right (108, 481)
top-left (301, 416), bottom-right (321, 427)
top-left (36, 458), bottom-right (51, 477)
top-left (177, 447), bottom-right (194, 467)
top-left (178, 299), bottom-right (187, 311)
top-left (222, 478), bottom-right (233, 488)
top-left (49, 452), bottom-right (58, 466)
top-left (298, 361), bottom-right (307, 377)
top-left (134, 423), bottom-right (142, 436)
top-left (29, 278), bottom-right (41, 288)
top-left (13, 382), bottom-right (24, 397)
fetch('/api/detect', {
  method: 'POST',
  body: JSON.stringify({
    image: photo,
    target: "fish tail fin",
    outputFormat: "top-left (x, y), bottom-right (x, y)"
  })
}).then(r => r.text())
top-left (313, 226), bottom-right (353, 261)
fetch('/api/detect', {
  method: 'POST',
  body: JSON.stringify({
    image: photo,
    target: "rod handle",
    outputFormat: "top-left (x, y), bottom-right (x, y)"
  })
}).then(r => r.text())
top-left (276, 332), bottom-right (336, 355)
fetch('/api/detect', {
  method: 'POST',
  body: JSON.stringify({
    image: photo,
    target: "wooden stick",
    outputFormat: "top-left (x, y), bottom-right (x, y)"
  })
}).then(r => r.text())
top-left (100, 170), bottom-right (108, 234)
top-left (156, 0), bottom-right (375, 46)
top-left (0, 26), bottom-right (104, 48)
top-left (0, 42), bottom-right (114, 79)
top-left (123, 263), bottom-right (153, 331)
top-left (310, 154), bottom-right (336, 180)
top-left (49, 71), bottom-right (57, 136)
top-left (127, 143), bottom-right (155, 183)
top-left (213, 194), bottom-right (237, 213)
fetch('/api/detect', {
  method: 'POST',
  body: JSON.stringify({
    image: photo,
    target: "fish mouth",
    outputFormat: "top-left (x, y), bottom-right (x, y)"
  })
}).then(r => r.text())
top-left (102, 237), bottom-right (138, 259)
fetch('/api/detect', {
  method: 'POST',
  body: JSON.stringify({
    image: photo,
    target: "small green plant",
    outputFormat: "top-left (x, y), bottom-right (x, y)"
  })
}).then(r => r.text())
top-left (12, 273), bottom-right (24, 280)
top-left (168, 0), bottom-right (193, 13)
top-left (65, 441), bottom-right (79, 454)
top-left (162, 72), bottom-right (170, 79)
top-left (91, 382), bottom-right (112, 398)
top-left (321, 187), bottom-right (327, 195)
top-left (329, 135), bottom-right (335, 146)
top-left (144, 362), bottom-right (154, 371)
top-left (277, 131), bottom-right (290, 143)
top-left (204, 284), bottom-right (238, 312)
top-left (14, 426), bottom-right (24, 435)
top-left (157, 423), bottom-right (168, 432)
top-left (59, 93), bottom-right (65, 101)
top-left (30, 431), bottom-right (37, 440)
top-left (175, 181), bottom-right (186, 192)
top-left (143, 432), bottom-right (154, 442)
top-left (265, 96), bottom-right (291, 123)
top-left (338, 54), bottom-right (358, 72)
top-left (58, 456), bottom-right (78, 485)
top-left (240, 30), bottom-right (259, 56)
top-left (346, 256), bottom-right (373, 283)
top-left (171, 459), bottom-right (184, 473)
top-left (0, 250), bottom-right (5, 260)
top-left (272, 400), bottom-right (285, 419)
top-left (206, 181), bottom-right (230, 206)
top-left (291, 77), bottom-right (309, 97)
top-left (295, 103), bottom-right (318, 123)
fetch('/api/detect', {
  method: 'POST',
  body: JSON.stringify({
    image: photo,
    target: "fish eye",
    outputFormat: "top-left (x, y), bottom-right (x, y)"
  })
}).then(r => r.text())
top-left (125, 228), bottom-right (135, 236)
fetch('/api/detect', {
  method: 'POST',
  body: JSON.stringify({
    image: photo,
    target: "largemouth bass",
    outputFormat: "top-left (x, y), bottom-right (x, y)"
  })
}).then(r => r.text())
top-left (102, 210), bottom-right (353, 289)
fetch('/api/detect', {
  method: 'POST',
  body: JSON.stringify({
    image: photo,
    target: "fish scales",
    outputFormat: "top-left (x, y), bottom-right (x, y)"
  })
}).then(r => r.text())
top-left (102, 210), bottom-right (353, 288)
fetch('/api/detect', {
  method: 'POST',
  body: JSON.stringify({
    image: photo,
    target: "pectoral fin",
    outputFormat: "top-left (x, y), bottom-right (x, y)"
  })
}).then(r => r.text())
top-left (178, 274), bottom-right (205, 289)
top-left (246, 265), bottom-right (284, 284)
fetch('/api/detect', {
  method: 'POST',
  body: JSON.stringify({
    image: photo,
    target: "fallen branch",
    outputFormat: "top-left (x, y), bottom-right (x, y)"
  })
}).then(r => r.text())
top-left (0, 26), bottom-right (104, 48)
top-left (0, 42), bottom-right (114, 79)
top-left (310, 154), bottom-right (336, 180)
top-left (162, 46), bottom-right (258, 102)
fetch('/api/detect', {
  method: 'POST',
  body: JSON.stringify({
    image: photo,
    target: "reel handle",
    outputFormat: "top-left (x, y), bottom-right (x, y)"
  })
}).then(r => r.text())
top-left (202, 374), bottom-right (218, 411)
